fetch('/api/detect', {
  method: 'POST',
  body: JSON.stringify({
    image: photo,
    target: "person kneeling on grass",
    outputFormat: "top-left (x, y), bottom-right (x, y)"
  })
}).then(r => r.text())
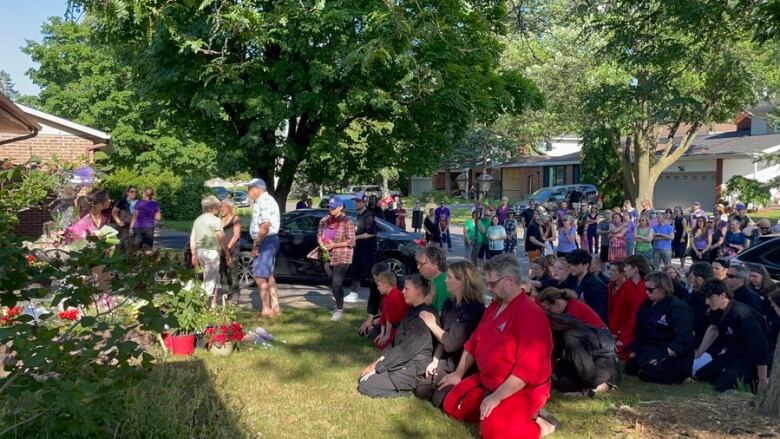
top-left (624, 271), bottom-right (695, 384)
top-left (358, 275), bottom-right (435, 398)
top-left (414, 260), bottom-right (486, 408)
top-left (369, 268), bottom-right (408, 350)
top-left (693, 278), bottom-right (771, 394)
top-left (439, 255), bottom-right (557, 438)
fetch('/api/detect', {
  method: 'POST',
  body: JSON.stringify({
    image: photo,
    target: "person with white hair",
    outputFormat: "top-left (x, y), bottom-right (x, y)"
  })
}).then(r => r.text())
top-left (190, 195), bottom-right (232, 308)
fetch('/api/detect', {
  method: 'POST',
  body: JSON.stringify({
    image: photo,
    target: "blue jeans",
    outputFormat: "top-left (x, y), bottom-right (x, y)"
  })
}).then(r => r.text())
top-left (252, 235), bottom-right (280, 278)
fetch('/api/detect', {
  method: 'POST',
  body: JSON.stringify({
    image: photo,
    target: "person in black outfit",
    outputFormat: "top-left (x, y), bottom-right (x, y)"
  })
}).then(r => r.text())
top-left (529, 257), bottom-right (555, 292)
top-left (567, 188), bottom-right (583, 210)
top-left (358, 275), bottom-right (435, 397)
top-left (672, 207), bottom-right (689, 269)
top-left (694, 279), bottom-right (771, 393)
top-left (565, 249), bottom-right (609, 324)
top-left (521, 200), bottom-right (537, 230)
top-left (547, 313), bottom-right (618, 397)
top-left (414, 261), bottom-right (485, 407)
top-left (352, 197), bottom-right (379, 320)
top-left (525, 211), bottom-right (545, 261)
top-left (625, 271), bottom-right (695, 384)
top-left (724, 265), bottom-right (763, 312)
top-left (423, 208), bottom-right (441, 246)
top-left (110, 185), bottom-right (137, 251)
top-left (686, 262), bottom-right (718, 351)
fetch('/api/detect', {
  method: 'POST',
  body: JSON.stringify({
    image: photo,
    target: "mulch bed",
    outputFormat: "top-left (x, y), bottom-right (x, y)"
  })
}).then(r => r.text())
top-left (612, 395), bottom-right (780, 438)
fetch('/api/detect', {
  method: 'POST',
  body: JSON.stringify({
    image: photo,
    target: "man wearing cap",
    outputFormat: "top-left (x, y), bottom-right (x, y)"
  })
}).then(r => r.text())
top-left (247, 178), bottom-right (282, 318)
top-left (743, 218), bottom-right (773, 247)
top-left (730, 203), bottom-right (752, 231)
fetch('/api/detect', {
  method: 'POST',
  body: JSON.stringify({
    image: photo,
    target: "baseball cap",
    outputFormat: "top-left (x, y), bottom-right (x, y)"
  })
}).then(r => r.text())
top-left (245, 178), bottom-right (267, 189)
top-left (355, 196), bottom-right (366, 203)
top-left (736, 203), bottom-right (746, 210)
top-left (328, 197), bottom-right (344, 209)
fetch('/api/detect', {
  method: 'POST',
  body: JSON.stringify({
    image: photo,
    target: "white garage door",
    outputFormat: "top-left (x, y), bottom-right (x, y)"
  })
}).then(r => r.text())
top-left (653, 172), bottom-right (716, 211)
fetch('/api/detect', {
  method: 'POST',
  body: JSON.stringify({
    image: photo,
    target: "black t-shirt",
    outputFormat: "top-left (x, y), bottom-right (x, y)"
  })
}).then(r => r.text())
top-left (525, 223), bottom-right (543, 252)
top-left (521, 208), bottom-right (535, 228)
top-left (568, 190), bottom-right (582, 203)
top-left (355, 209), bottom-right (377, 253)
top-left (114, 197), bottom-right (133, 225)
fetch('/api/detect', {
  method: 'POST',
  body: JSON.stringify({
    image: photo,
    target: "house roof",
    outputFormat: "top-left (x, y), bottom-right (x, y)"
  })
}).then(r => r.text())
top-left (0, 93), bottom-right (41, 136)
top-left (15, 103), bottom-right (110, 143)
top-left (683, 131), bottom-right (780, 157)
top-left (500, 151), bottom-right (580, 168)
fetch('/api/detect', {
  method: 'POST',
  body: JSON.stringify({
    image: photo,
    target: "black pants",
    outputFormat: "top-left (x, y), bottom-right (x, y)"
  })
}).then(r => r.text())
top-left (219, 251), bottom-right (239, 296)
top-left (325, 263), bottom-right (350, 310)
top-left (696, 355), bottom-right (757, 393)
top-left (413, 359), bottom-right (461, 408)
top-left (133, 227), bottom-right (155, 251)
top-left (624, 347), bottom-right (692, 384)
top-left (117, 226), bottom-right (131, 251)
top-left (553, 330), bottom-right (617, 392)
top-left (357, 366), bottom-right (418, 398)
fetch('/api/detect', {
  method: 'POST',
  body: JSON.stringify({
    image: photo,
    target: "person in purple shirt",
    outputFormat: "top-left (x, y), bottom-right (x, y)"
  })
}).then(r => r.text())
top-left (622, 212), bottom-right (636, 256)
top-left (434, 202), bottom-right (452, 251)
top-left (130, 187), bottom-right (162, 253)
top-left (496, 196), bottom-right (511, 224)
top-left (556, 201), bottom-right (570, 228)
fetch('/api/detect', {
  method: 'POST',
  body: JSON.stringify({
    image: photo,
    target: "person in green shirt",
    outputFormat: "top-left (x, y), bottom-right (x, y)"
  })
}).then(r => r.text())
top-left (415, 246), bottom-right (449, 312)
top-left (464, 210), bottom-right (482, 265)
top-left (476, 208), bottom-right (492, 266)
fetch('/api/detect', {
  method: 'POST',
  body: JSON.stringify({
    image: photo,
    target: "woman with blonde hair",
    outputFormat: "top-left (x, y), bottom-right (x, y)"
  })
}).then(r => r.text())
top-left (551, 257), bottom-right (574, 289)
top-left (358, 274), bottom-right (435, 398)
top-left (416, 261), bottom-right (486, 407)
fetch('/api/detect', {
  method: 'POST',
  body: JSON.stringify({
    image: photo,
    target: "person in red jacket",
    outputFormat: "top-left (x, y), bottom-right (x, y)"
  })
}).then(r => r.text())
top-left (371, 268), bottom-right (408, 349)
top-left (440, 254), bottom-right (557, 438)
top-left (539, 287), bottom-right (606, 329)
top-left (607, 261), bottom-right (627, 320)
top-left (610, 256), bottom-right (650, 359)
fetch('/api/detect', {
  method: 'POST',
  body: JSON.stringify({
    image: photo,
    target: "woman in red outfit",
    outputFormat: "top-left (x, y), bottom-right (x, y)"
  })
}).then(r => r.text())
top-left (608, 261), bottom-right (627, 321)
top-left (440, 254), bottom-right (556, 438)
top-left (610, 255), bottom-right (650, 359)
top-left (539, 287), bottom-right (606, 329)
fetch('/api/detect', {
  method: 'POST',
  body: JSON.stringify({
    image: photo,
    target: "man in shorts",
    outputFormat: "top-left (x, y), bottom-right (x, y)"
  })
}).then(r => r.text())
top-left (247, 178), bottom-right (281, 318)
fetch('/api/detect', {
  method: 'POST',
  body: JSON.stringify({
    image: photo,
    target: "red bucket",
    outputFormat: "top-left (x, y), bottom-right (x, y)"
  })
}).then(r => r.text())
top-left (163, 333), bottom-right (195, 356)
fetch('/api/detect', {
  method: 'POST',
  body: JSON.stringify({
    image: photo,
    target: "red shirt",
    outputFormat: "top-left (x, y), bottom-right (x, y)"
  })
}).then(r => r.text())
top-left (375, 287), bottom-right (408, 349)
top-left (565, 299), bottom-right (606, 329)
top-left (464, 293), bottom-right (552, 391)
top-left (608, 278), bottom-right (646, 349)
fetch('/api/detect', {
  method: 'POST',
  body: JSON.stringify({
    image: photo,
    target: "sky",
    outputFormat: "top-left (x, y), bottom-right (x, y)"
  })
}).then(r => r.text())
top-left (0, 0), bottom-right (71, 96)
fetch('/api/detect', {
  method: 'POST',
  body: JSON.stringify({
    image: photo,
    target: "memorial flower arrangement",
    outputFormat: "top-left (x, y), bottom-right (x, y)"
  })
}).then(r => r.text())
top-left (204, 322), bottom-right (245, 348)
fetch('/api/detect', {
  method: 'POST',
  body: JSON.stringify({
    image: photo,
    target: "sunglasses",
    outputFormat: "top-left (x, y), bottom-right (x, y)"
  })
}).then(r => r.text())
top-left (645, 286), bottom-right (657, 293)
top-left (726, 273), bottom-right (738, 279)
top-left (759, 227), bottom-right (770, 231)
top-left (128, 190), bottom-right (137, 193)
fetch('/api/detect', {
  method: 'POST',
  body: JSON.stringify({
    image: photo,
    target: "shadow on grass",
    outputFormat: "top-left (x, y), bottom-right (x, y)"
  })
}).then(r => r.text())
top-left (119, 358), bottom-right (251, 438)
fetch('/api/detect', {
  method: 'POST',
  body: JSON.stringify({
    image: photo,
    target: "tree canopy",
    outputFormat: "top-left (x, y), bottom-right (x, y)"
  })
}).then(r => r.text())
top-left (67, 0), bottom-right (541, 208)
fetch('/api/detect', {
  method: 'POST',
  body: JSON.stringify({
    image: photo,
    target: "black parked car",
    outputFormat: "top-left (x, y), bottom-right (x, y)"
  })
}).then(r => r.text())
top-left (187, 209), bottom-right (425, 288)
top-left (732, 236), bottom-right (780, 282)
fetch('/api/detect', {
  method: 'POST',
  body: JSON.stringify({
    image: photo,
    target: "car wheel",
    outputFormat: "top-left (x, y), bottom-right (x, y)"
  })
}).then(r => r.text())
top-left (236, 251), bottom-right (255, 289)
top-left (381, 257), bottom-right (406, 278)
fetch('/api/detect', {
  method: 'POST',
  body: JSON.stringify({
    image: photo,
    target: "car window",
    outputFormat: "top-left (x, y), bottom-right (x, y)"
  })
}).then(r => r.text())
top-left (281, 215), bottom-right (320, 234)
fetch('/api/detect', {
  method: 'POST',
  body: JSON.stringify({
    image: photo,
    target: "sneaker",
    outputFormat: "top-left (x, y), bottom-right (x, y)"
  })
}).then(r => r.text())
top-left (331, 310), bottom-right (344, 321)
top-left (343, 292), bottom-right (360, 303)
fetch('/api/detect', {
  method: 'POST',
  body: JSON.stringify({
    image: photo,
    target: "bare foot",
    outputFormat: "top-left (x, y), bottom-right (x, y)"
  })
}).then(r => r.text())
top-left (535, 409), bottom-right (559, 437)
top-left (259, 311), bottom-right (274, 318)
top-left (271, 309), bottom-right (282, 317)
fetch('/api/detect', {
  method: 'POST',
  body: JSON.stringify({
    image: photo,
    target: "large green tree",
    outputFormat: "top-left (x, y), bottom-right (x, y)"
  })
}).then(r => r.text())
top-left (72, 0), bottom-right (541, 209)
top-left (0, 70), bottom-right (20, 99)
top-left (24, 17), bottom-right (217, 176)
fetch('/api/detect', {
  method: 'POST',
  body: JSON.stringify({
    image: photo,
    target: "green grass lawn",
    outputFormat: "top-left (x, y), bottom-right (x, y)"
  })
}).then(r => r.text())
top-left (126, 308), bottom-right (720, 438)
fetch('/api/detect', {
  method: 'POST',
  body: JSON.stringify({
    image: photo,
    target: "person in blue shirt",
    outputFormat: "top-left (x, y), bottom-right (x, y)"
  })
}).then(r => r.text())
top-left (652, 214), bottom-right (674, 269)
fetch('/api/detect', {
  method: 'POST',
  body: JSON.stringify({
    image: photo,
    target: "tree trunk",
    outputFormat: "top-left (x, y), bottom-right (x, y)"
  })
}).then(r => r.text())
top-left (444, 165), bottom-right (452, 196)
top-left (758, 334), bottom-right (780, 418)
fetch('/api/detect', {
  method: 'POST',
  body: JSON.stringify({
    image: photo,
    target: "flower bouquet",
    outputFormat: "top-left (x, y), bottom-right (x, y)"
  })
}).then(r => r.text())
top-left (204, 322), bottom-right (245, 356)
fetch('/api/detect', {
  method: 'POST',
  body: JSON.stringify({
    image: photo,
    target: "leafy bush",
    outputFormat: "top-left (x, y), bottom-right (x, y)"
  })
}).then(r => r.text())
top-left (0, 162), bottom-right (200, 436)
top-left (725, 175), bottom-right (772, 208)
top-left (100, 168), bottom-right (208, 220)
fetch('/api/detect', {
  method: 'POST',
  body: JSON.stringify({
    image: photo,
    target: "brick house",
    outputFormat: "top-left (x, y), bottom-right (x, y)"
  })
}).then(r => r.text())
top-left (1, 94), bottom-right (111, 236)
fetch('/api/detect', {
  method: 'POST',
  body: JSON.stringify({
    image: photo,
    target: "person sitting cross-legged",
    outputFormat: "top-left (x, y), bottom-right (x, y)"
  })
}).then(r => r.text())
top-left (357, 275), bottom-right (435, 398)
top-left (693, 279), bottom-right (771, 393)
top-left (624, 271), bottom-right (695, 384)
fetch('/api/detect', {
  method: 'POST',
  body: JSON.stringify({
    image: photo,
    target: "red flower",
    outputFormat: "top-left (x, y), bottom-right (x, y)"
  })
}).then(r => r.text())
top-left (25, 255), bottom-right (37, 265)
top-left (0, 306), bottom-right (23, 326)
top-left (58, 309), bottom-right (80, 321)
top-left (204, 322), bottom-right (245, 346)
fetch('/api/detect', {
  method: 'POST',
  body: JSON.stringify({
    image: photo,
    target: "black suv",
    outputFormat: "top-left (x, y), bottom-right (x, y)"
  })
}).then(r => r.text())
top-left (732, 236), bottom-right (780, 282)
top-left (220, 209), bottom-right (424, 288)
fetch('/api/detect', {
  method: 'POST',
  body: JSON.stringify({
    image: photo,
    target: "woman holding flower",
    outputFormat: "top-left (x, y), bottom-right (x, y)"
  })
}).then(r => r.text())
top-left (317, 198), bottom-right (356, 321)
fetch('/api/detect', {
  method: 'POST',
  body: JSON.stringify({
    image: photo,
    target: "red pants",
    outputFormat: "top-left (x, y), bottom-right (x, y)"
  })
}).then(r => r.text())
top-left (443, 374), bottom-right (550, 439)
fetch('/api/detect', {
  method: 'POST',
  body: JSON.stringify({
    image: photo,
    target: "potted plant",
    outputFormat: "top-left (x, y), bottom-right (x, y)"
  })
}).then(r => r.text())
top-left (204, 322), bottom-right (245, 356)
top-left (199, 304), bottom-right (244, 356)
top-left (159, 280), bottom-right (207, 356)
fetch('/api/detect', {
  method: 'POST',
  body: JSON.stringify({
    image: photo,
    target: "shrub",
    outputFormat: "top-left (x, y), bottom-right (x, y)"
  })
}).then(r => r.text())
top-left (100, 168), bottom-right (208, 220)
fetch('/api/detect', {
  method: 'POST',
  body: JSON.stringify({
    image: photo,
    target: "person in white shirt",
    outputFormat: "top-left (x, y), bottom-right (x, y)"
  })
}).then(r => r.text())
top-left (247, 178), bottom-right (282, 318)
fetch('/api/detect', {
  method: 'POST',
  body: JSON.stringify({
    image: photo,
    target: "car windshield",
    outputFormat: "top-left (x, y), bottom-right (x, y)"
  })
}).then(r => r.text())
top-left (528, 188), bottom-right (551, 201)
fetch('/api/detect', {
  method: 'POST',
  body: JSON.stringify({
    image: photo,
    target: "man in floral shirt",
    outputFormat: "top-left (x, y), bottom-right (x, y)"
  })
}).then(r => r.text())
top-left (247, 178), bottom-right (281, 318)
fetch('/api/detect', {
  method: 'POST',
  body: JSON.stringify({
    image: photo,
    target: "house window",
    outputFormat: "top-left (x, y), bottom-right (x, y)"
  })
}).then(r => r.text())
top-left (546, 166), bottom-right (566, 186)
